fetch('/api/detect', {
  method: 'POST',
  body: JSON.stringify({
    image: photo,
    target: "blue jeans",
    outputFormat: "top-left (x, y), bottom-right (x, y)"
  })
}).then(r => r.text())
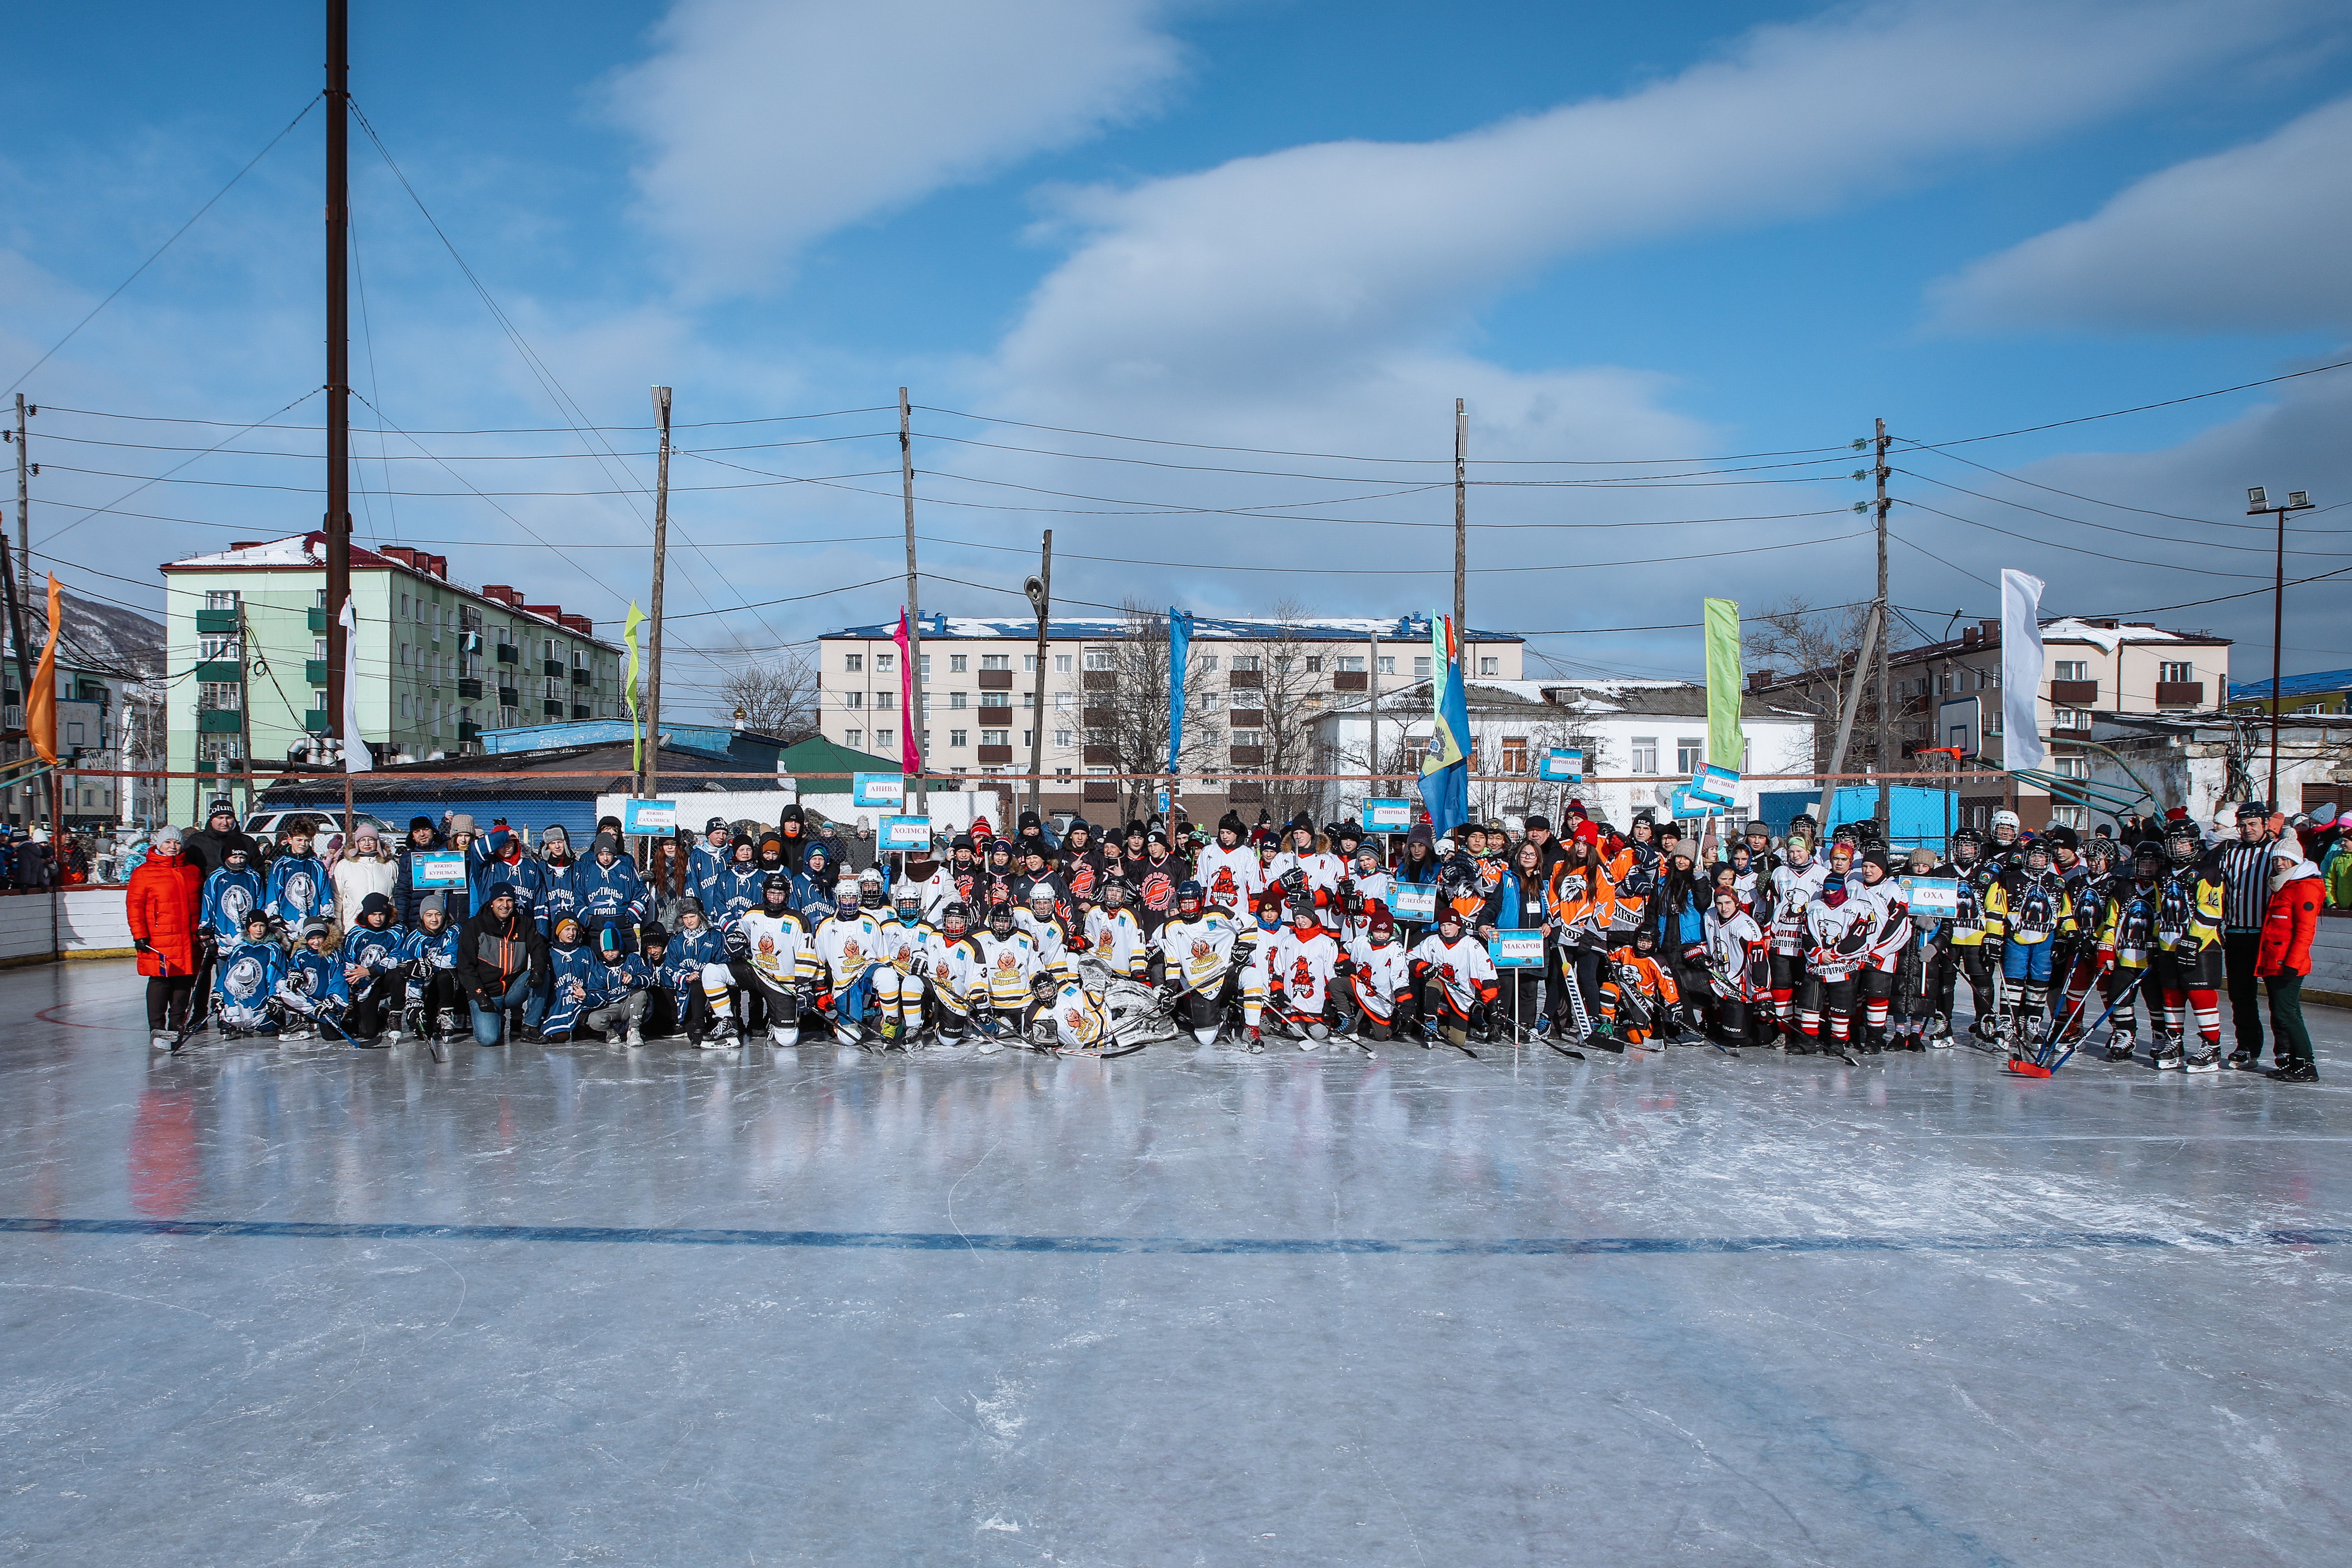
top-left (469, 972), bottom-right (546, 1046)
top-left (2002, 939), bottom-right (2054, 985)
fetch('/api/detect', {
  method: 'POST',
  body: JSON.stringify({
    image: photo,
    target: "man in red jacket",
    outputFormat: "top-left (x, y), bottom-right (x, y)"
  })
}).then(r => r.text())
top-left (2254, 840), bottom-right (2325, 1082)
top-left (126, 824), bottom-right (206, 1048)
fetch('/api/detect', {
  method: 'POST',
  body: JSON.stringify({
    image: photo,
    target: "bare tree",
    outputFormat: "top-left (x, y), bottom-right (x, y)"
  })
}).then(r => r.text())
top-left (714, 652), bottom-right (820, 739)
top-left (1229, 598), bottom-right (1327, 828)
top-left (1746, 595), bottom-right (1881, 773)
top-left (1088, 602), bottom-right (1222, 822)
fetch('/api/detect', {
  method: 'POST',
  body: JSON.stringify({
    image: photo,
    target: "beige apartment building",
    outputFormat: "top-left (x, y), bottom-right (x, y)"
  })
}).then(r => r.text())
top-left (818, 614), bottom-right (1524, 824)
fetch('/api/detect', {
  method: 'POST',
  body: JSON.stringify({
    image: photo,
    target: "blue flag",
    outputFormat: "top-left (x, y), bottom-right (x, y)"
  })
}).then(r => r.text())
top-left (1166, 609), bottom-right (1193, 775)
top-left (1416, 612), bottom-right (1470, 837)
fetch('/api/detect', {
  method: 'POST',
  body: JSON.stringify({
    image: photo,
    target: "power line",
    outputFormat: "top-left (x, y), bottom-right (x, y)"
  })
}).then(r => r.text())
top-left (1905, 355), bottom-right (2352, 449)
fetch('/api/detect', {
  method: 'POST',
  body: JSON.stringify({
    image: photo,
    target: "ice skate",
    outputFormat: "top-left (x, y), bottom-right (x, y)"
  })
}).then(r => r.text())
top-left (2149, 1036), bottom-right (2184, 1070)
top-left (2184, 1046), bottom-right (2221, 1074)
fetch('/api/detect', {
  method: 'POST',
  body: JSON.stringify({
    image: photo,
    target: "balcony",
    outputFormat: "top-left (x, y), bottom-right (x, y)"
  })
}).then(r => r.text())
top-left (195, 607), bottom-right (239, 635)
top-left (196, 708), bottom-right (243, 734)
top-left (458, 722), bottom-right (481, 742)
top-left (976, 744), bottom-right (1014, 764)
top-left (495, 644), bottom-right (519, 665)
top-left (570, 668), bottom-right (593, 687)
top-left (2049, 679), bottom-right (2099, 705)
top-left (1228, 745), bottom-right (1266, 767)
top-left (571, 704), bottom-right (591, 720)
top-left (307, 607), bottom-right (329, 634)
top-left (193, 661), bottom-right (243, 684)
top-left (2155, 681), bottom-right (2205, 708)
top-left (543, 659), bottom-right (564, 678)
top-left (1082, 745), bottom-right (1121, 766)
top-left (1082, 706), bottom-right (1114, 729)
top-left (304, 660), bottom-right (328, 685)
top-left (543, 699), bottom-right (565, 717)
top-left (1083, 779), bottom-right (1118, 804)
top-left (976, 668), bottom-right (1014, 689)
top-left (1082, 670), bottom-right (1116, 692)
top-left (498, 686), bottom-right (520, 707)
top-left (1334, 671), bottom-right (1368, 691)
top-left (1227, 781), bottom-right (1264, 804)
top-left (303, 711), bottom-right (331, 733)
top-left (458, 678), bottom-right (483, 700)
top-left (1228, 668), bottom-right (1263, 690)
top-left (1228, 708), bottom-right (1265, 730)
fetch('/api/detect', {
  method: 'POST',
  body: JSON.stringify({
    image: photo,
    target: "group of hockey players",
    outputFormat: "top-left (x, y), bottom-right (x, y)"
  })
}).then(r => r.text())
top-left (136, 791), bottom-right (2326, 1080)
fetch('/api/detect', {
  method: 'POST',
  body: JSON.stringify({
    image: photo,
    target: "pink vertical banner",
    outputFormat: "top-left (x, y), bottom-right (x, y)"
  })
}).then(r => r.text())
top-left (894, 609), bottom-right (922, 776)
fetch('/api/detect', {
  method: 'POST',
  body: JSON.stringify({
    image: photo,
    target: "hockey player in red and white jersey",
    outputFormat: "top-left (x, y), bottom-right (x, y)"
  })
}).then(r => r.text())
top-left (1082, 877), bottom-right (1151, 981)
top-left (1193, 811), bottom-right (1263, 918)
top-left (1265, 902), bottom-right (1342, 1047)
top-left (1850, 847), bottom-right (1913, 1052)
top-left (1266, 814), bottom-right (1344, 910)
top-left (1764, 836), bottom-right (1830, 1045)
top-left (1343, 900), bottom-right (1410, 1043)
top-left (1406, 906), bottom-right (1499, 1051)
top-left (1701, 886), bottom-right (1770, 1049)
top-left (1154, 879), bottom-right (1262, 1047)
top-left (1800, 877), bottom-right (1879, 1056)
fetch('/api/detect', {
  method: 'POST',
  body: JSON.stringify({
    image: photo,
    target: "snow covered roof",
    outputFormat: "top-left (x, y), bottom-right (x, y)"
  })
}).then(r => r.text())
top-left (162, 533), bottom-right (401, 572)
top-left (826, 613), bottom-right (1522, 643)
top-left (2040, 617), bottom-right (2196, 652)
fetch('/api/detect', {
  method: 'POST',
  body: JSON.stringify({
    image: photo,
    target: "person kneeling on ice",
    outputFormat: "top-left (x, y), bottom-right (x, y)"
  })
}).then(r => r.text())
top-left (338, 892), bottom-right (407, 1046)
top-left (812, 879), bottom-right (889, 1046)
top-left (538, 916), bottom-right (600, 1043)
top-left (578, 919), bottom-right (652, 1048)
top-left (213, 910), bottom-right (287, 1037)
top-left (1406, 907), bottom-right (1497, 1051)
top-left (1153, 879), bottom-right (1260, 1048)
top-left (398, 894), bottom-right (464, 1045)
top-left (1265, 901), bottom-right (1341, 1048)
top-left (275, 920), bottom-right (353, 1042)
top-left (1601, 926), bottom-right (1678, 1049)
top-left (1702, 887), bottom-right (1769, 1050)
top-left (1343, 901), bottom-right (1410, 1043)
top-left (964, 901), bottom-right (1047, 1053)
top-left (456, 883), bottom-right (548, 1046)
top-left (873, 887), bottom-right (943, 1049)
top-left (658, 899), bottom-right (726, 1044)
top-left (717, 873), bottom-right (816, 1047)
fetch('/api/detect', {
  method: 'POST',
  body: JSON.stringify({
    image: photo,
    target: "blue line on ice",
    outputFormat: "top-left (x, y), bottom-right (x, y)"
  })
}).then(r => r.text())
top-left (5, 1216), bottom-right (2348, 1254)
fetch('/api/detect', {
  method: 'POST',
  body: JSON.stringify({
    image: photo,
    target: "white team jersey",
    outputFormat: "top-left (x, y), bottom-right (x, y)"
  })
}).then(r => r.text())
top-left (1703, 909), bottom-right (1767, 999)
top-left (926, 931), bottom-right (978, 1005)
top-left (1154, 911), bottom-right (1242, 990)
top-left (1405, 933), bottom-right (1497, 1012)
top-left (812, 909), bottom-right (888, 987)
top-left (1768, 863), bottom-right (1828, 954)
top-left (1852, 879), bottom-right (1911, 968)
top-left (1083, 906), bottom-right (1149, 978)
top-left (874, 916), bottom-right (939, 975)
top-left (1343, 870), bottom-right (1393, 943)
top-left (1268, 850), bottom-right (1345, 906)
top-left (1266, 926), bottom-right (1340, 1014)
top-left (899, 868), bottom-right (956, 922)
top-left (735, 909), bottom-right (812, 988)
top-left (1048, 979), bottom-right (1113, 1051)
top-left (1193, 843), bottom-right (1263, 915)
top-left (1014, 908), bottom-right (1077, 978)
top-left (966, 929), bottom-right (1044, 1005)
top-left (1346, 935), bottom-right (1409, 1012)
top-left (1803, 897), bottom-right (1877, 981)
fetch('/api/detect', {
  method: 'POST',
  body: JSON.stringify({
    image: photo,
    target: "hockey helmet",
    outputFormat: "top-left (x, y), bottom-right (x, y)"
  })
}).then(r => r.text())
top-left (2164, 822), bottom-right (2201, 865)
top-left (987, 901), bottom-right (1016, 936)
top-left (941, 901), bottom-right (970, 935)
top-left (894, 886), bottom-right (922, 918)
top-left (1174, 879), bottom-right (1203, 919)
top-left (1026, 881), bottom-right (1057, 909)
top-left (762, 871), bottom-right (793, 906)
top-left (2024, 840), bottom-right (2052, 870)
top-left (859, 867), bottom-right (887, 908)
top-left (1990, 809), bottom-right (2021, 841)
top-left (1632, 924), bottom-right (1657, 952)
top-left (2134, 841), bottom-right (2166, 876)
top-left (1100, 876), bottom-right (1128, 907)
top-left (834, 880), bottom-right (862, 913)
top-left (1950, 827), bottom-right (1983, 859)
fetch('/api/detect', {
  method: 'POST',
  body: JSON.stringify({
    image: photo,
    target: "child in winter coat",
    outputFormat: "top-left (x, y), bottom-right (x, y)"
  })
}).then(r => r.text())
top-left (277, 921), bottom-right (352, 1042)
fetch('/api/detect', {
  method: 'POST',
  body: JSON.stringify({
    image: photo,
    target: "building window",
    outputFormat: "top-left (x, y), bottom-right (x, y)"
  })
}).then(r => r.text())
top-left (2051, 708), bottom-right (2086, 730)
top-left (1232, 729), bottom-right (1263, 747)
top-left (1231, 655), bottom-right (1260, 673)
top-left (1480, 657), bottom-right (1500, 676)
top-left (949, 691), bottom-right (968, 710)
top-left (203, 590), bottom-right (239, 610)
top-left (1053, 691), bottom-right (1073, 710)
top-left (877, 729), bottom-right (894, 751)
top-left (981, 729), bottom-right (1009, 747)
top-left (1985, 708), bottom-right (2003, 736)
top-left (1055, 655), bottom-right (1071, 674)
top-left (918, 654), bottom-right (930, 681)
top-left (844, 728), bottom-right (862, 749)
top-left (2160, 660), bottom-right (2193, 684)
top-left (401, 693), bottom-right (411, 718)
top-left (197, 681), bottom-right (240, 712)
top-left (198, 635), bottom-right (237, 662)
top-left (1676, 737), bottom-right (1704, 774)
top-left (1377, 656), bottom-right (1396, 676)
top-left (1413, 657), bottom-right (1432, 678)
top-left (1630, 737), bottom-right (1659, 773)
top-left (1336, 656), bottom-right (1364, 673)
top-left (950, 730), bottom-right (968, 747)
top-left (1083, 650), bottom-right (1114, 672)
top-left (843, 691), bottom-right (863, 710)
top-left (980, 654), bottom-right (1011, 671)
top-left (875, 653), bottom-right (893, 673)
top-left (1022, 655), bottom-right (1035, 672)
top-left (1054, 729), bottom-right (1072, 748)
top-left (2053, 660), bottom-right (2087, 683)
top-left (876, 691), bottom-right (894, 711)
top-left (1501, 736), bottom-right (1530, 773)
top-left (950, 655), bottom-right (968, 673)
top-left (314, 690), bottom-right (331, 713)
top-left (1304, 657), bottom-right (1322, 673)
top-left (980, 691), bottom-right (1009, 710)
top-left (2053, 756), bottom-right (2089, 778)
top-left (2050, 805), bottom-right (2086, 829)
top-left (1020, 730), bottom-right (1033, 749)
top-left (845, 653), bottom-right (864, 673)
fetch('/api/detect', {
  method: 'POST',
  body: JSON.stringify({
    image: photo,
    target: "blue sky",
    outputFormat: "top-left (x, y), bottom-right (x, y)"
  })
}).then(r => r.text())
top-left (5, 0), bottom-right (2351, 714)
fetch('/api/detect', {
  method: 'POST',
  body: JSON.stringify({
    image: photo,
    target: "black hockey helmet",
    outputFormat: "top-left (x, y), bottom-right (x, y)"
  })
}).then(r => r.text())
top-left (2164, 821), bottom-right (2201, 865)
top-left (1632, 924), bottom-right (1657, 952)
top-left (1174, 878), bottom-right (1203, 918)
top-left (762, 871), bottom-right (792, 906)
top-left (2024, 839), bottom-right (2052, 869)
top-left (987, 901), bottom-right (1015, 935)
top-left (941, 900), bottom-right (970, 934)
top-left (2134, 840), bottom-right (2165, 875)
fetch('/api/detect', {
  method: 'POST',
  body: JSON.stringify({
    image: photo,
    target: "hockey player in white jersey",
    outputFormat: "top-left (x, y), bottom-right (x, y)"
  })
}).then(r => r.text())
top-left (1014, 882), bottom-right (1079, 986)
top-left (1799, 877), bottom-right (1878, 1058)
top-left (873, 886), bottom-right (943, 1049)
top-left (1083, 877), bottom-right (1151, 981)
top-left (1342, 900), bottom-right (1410, 1043)
top-left (1851, 847), bottom-right (1913, 1052)
top-left (1193, 811), bottom-right (1263, 917)
top-left (964, 901), bottom-right (1047, 1052)
top-left (1765, 836), bottom-right (1829, 1046)
top-left (1266, 815), bottom-right (1344, 911)
top-left (919, 902), bottom-right (979, 1045)
top-left (1406, 906), bottom-right (1499, 1052)
top-left (811, 879), bottom-right (889, 1044)
top-left (1265, 903), bottom-right (1342, 1047)
top-left (715, 872), bottom-right (815, 1046)
top-left (1153, 879), bottom-right (1262, 1047)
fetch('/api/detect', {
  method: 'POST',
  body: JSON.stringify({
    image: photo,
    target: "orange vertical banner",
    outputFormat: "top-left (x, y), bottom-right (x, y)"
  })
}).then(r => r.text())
top-left (25, 574), bottom-right (58, 766)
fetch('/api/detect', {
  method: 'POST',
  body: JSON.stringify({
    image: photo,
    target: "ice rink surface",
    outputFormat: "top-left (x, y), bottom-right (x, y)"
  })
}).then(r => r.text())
top-left (4, 962), bottom-right (2349, 1567)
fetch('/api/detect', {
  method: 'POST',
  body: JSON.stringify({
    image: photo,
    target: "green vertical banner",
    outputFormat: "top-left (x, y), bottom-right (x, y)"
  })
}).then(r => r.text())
top-left (623, 602), bottom-right (646, 770)
top-left (1703, 597), bottom-right (1742, 769)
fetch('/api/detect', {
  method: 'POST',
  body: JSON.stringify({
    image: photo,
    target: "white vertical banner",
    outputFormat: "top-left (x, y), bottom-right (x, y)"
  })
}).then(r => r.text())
top-left (339, 595), bottom-right (374, 773)
top-left (2000, 568), bottom-right (2045, 773)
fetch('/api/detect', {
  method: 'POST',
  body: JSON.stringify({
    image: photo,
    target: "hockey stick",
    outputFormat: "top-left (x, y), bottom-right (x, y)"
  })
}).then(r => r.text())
top-left (168, 999), bottom-right (214, 1054)
top-left (2009, 970), bottom-right (2145, 1077)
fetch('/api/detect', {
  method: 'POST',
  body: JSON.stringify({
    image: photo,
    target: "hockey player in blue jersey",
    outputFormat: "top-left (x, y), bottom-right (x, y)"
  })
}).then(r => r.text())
top-left (263, 819), bottom-right (329, 935)
top-left (277, 920), bottom-right (352, 1042)
top-left (577, 832), bottom-right (648, 948)
top-left (659, 897), bottom-right (727, 1045)
top-left (398, 893), bottom-right (464, 1045)
top-left (338, 892), bottom-right (407, 1044)
top-left (213, 910), bottom-right (287, 1037)
top-left (539, 914), bottom-right (601, 1042)
top-left (578, 918), bottom-right (654, 1048)
top-left (199, 842), bottom-right (265, 947)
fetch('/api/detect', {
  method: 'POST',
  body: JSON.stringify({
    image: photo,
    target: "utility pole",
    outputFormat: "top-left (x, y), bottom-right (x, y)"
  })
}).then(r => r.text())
top-left (645, 385), bottom-right (672, 807)
top-left (899, 387), bottom-right (925, 811)
top-left (1368, 625), bottom-right (1381, 803)
top-left (1453, 399), bottom-right (1467, 665)
top-left (322, 0), bottom-right (352, 762)
top-left (2246, 485), bottom-right (2314, 809)
top-left (3, 396), bottom-right (31, 714)
top-left (1024, 530), bottom-right (1052, 818)
top-left (1874, 416), bottom-right (1891, 833)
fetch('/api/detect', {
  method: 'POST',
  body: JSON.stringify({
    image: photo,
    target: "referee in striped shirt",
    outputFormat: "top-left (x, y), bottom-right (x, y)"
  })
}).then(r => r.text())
top-left (2218, 802), bottom-right (2278, 1069)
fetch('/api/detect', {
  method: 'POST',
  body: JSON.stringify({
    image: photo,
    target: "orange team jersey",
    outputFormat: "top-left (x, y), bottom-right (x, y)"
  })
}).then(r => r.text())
top-left (1546, 863), bottom-right (1619, 941)
top-left (1607, 947), bottom-right (1678, 1005)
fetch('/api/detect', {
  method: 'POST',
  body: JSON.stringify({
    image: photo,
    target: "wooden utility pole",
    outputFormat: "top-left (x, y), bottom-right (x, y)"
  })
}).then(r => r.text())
top-left (900, 388), bottom-right (925, 811)
top-left (645, 384), bottom-right (672, 806)
top-left (1025, 531), bottom-right (1052, 817)
top-left (1453, 399), bottom-right (1467, 661)
top-left (322, 0), bottom-right (352, 758)
top-left (3, 396), bottom-right (31, 713)
top-left (1874, 416), bottom-right (1892, 832)
top-left (1368, 626), bottom-right (1381, 800)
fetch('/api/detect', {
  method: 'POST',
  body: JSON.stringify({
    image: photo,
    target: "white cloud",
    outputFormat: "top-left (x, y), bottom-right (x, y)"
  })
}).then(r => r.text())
top-left (607, 0), bottom-right (1184, 300)
top-left (1930, 96), bottom-right (2352, 334)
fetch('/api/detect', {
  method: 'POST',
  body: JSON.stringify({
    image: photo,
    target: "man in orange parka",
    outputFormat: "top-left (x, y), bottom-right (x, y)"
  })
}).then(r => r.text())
top-left (127, 824), bottom-right (206, 1049)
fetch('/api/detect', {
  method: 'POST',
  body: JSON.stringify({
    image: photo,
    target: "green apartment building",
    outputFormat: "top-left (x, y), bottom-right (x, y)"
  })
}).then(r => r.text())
top-left (161, 532), bottom-right (627, 825)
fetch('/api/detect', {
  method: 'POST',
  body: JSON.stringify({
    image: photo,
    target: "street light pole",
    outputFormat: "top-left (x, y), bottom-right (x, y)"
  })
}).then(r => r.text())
top-left (2246, 485), bottom-right (2313, 809)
